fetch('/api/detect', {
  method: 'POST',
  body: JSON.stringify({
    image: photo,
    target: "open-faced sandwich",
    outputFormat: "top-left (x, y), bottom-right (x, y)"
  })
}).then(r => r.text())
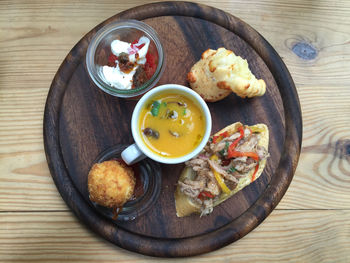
top-left (175, 122), bottom-right (269, 217)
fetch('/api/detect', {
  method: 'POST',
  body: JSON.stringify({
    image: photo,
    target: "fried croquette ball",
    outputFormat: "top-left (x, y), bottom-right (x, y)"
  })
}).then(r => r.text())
top-left (88, 160), bottom-right (135, 208)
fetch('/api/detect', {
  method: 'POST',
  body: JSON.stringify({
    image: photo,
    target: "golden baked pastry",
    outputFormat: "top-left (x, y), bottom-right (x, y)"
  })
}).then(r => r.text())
top-left (88, 160), bottom-right (135, 208)
top-left (187, 49), bottom-right (232, 102)
top-left (187, 48), bottom-right (266, 101)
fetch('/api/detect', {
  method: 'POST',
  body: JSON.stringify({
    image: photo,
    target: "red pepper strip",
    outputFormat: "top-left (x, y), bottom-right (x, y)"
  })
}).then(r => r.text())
top-left (251, 163), bottom-right (259, 182)
top-left (227, 126), bottom-right (245, 155)
top-left (212, 131), bottom-right (229, 144)
top-left (130, 40), bottom-right (145, 55)
top-left (131, 43), bottom-right (145, 50)
top-left (212, 135), bottom-right (219, 144)
top-left (198, 191), bottom-right (214, 199)
top-left (135, 43), bottom-right (145, 49)
top-left (227, 150), bottom-right (260, 161)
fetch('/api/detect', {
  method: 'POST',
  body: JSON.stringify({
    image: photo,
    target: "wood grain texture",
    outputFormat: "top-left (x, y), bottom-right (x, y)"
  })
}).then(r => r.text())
top-left (279, 86), bottom-right (350, 209)
top-left (0, 210), bottom-right (349, 262)
top-left (0, 0), bottom-right (349, 261)
top-left (0, 151), bottom-right (66, 211)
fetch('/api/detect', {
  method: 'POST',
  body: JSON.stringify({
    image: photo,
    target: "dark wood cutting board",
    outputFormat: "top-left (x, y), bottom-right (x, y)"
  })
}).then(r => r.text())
top-left (44, 1), bottom-right (302, 257)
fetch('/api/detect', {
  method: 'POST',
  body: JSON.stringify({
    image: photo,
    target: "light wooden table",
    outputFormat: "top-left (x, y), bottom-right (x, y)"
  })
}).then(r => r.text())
top-left (1, 0), bottom-right (349, 262)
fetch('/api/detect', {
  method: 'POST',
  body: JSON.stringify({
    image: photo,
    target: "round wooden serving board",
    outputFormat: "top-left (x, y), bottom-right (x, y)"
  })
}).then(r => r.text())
top-left (44, 1), bottom-right (302, 257)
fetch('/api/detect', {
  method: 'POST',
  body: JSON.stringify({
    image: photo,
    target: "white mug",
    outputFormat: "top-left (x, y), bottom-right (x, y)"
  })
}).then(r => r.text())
top-left (121, 84), bottom-right (212, 165)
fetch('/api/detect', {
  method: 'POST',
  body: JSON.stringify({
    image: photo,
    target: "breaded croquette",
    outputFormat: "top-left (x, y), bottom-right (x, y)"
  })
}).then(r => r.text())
top-left (88, 160), bottom-right (135, 208)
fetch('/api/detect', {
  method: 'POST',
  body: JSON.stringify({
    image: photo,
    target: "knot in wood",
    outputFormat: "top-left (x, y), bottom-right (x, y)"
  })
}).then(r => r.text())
top-left (335, 139), bottom-right (350, 161)
top-left (292, 42), bottom-right (317, 60)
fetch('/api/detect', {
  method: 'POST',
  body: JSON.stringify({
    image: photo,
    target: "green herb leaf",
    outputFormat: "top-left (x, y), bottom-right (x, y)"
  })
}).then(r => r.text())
top-left (219, 142), bottom-right (230, 156)
top-left (228, 166), bottom-right (236, 174)
top-left (183, 108), bottom-right (187, 115)
top-left (151, 101), bottom-right (160, 116)
top-left (219, 149), bottom-right (226, 156)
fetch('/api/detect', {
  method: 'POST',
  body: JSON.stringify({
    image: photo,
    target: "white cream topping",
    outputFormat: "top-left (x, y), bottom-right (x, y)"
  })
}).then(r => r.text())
top-left (101, 36), bottom-right (151, 90)
top-left (110, 40), bottom-right (130, 56)
top-left (102, 64), bottom-right (136, 90)
top-left (129, 36), bottom-right (150, 64)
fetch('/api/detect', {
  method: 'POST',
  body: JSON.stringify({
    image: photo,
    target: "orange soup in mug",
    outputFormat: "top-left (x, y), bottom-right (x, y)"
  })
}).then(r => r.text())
top-left (121, 84), bottom-right (211, 165)
top-left (139, 93), bottom-right (205, 158)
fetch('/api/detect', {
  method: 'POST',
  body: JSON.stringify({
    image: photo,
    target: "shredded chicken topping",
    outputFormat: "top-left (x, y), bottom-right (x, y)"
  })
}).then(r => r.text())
top-left (179, 126), bottom-right (269, 216)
